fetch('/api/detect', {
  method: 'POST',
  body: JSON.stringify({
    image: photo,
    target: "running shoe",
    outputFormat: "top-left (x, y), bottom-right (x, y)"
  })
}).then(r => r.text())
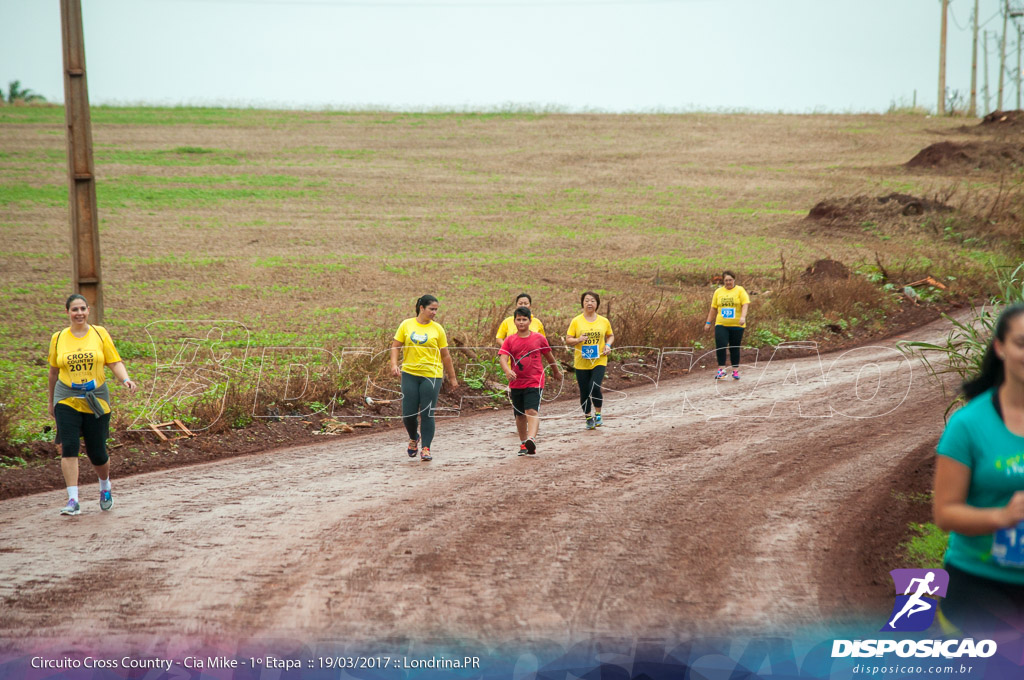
top-left (100, 489), bottom-right (112, 511)
top-left (518, 443), bottom-right (528, 456)
top-left (407, 434), bottom-right (420, 458)
top-left (594, 414), bottom-right (603, 427)
top-left (60, 498), bottom-right (80, 516)
top-left (420, 446), bottom-right (432, 462)
top-left (586, 417), bottom-right (596, 430)
top-left (732, 370), bottom-right (740, 380)
top-left (525, 438), bottom-right (537, 455)
top-left (715, 368), bottom-right (726, 380)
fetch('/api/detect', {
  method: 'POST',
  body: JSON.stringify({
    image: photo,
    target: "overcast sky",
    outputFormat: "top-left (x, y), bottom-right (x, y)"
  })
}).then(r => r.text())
top-left (2, 0), bottom-right (1021, 113)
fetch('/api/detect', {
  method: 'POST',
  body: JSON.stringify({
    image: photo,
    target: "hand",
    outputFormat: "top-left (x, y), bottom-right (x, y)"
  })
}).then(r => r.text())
top-left (739, 318), bottom-right (747, 325)
top-left (601, 345), bottom-right (612, 356)
top-left (447, 378), bottom-right (459, 391)
top-left (48, 403), bottom-right (55, 419)
top-left (391, 364), bottom-right (401, 378)
top-left (504, 370), bottom-right (517, 382)
top-left (552, 369), bottom-right (563, 380)
top-left (999, 491), bottom-right (1024, 528)
top-left (704, 322), bottom-right (712, 333)
top-left (123, 379), bottom-right (138, 394)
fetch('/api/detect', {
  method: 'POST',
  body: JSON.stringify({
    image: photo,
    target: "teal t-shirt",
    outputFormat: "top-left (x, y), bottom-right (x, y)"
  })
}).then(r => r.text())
top-left (937, 388), bottom-right (1024, 584)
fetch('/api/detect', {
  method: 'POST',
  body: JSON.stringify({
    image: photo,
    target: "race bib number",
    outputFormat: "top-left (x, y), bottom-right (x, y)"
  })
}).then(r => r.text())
top-left (721, 308), bottom-right (736, 319)
top-left (993, 522), bottom-right (1024, 568)
top-left (581, 344), bottom-right (599, 360)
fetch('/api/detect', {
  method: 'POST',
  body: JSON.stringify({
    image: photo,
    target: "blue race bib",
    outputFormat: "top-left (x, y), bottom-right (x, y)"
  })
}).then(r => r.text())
top-left (993, 522), bottom-right (1024, 568)
top-left (581, 344), bottom-right (599, 360)
top-left (721, 308), bottom-right (735, 319)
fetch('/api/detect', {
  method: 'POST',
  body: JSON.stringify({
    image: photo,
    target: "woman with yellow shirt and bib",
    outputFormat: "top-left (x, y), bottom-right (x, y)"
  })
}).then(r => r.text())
top-left (390, 295), bottom-right (458, 462)
top-left (704, 270), bottom-right (750, 380)
top-left (565, 291), bottom-right (614, 431)
top-left (48, 294), bottom-right (138, 515)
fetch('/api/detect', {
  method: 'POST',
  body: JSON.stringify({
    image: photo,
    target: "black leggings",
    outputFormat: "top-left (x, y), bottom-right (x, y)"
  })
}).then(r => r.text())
top-left (575, 365), bottom-right (606, 416)
top-left (55, 403), bottom-right (110, 466)
top-left (401, 372), bottom-right (443, 448)
top-left (940, 562), bottom-right (1024, 636)
top-left (714, 325), bottom-right (745, 368)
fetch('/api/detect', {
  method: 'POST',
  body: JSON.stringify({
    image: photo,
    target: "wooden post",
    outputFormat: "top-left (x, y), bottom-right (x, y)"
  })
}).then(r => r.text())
top-left (938, 0), bottom-right (949, 115)
top-left (60, 0), bottom-right (103, 321)
top-left (985, 30), bottom-right (992, 113)
top-left (970, 0), bottom-right (979, 117)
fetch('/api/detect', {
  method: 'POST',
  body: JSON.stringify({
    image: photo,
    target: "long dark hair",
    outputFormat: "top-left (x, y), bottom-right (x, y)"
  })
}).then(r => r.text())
top-left (415, 294), bottom-right (438, 315)
top-left (963, 303), bottom-right (1024, 401)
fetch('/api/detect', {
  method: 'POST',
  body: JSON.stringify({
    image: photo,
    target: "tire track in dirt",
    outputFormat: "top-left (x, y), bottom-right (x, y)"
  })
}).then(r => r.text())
top-left (0, 321), bottom-right (954, 648)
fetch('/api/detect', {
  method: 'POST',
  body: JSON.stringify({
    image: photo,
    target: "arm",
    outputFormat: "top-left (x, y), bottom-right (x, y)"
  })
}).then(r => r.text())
top-left (47, 366), bottom-right (59, 418)
top-left (705, 306), bottom-right (717, 330)
top-left (934, 455), bottom-right (1024, 535)
top-left (440, 347), bottom-right (458, 389)
top-left (543, 352), bottom-right (563, 379)
top-left (107, 361), bottom-right (138, 394)
top-left (390, 340), bottom-right (403, 377)
top-left (601, 333), bottom-right (615, 356)
top-left (499, 353), bottom-right (516, 382)
top-left (739, 303), bottom-right (750, 326)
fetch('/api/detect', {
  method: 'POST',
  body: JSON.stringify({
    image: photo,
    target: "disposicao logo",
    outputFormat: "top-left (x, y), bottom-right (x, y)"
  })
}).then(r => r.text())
top-left (831, 568), bottom-right (998, 659)
top-left (882, 568), bottom-right (948, 632)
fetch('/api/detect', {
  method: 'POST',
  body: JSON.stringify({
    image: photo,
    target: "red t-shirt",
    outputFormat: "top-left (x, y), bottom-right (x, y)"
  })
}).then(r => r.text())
top-left (499, 331), bottom-right (552, 389)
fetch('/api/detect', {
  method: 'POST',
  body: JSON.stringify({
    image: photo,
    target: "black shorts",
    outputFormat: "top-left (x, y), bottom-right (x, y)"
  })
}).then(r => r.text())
top-left (510, 387), bottom-right (542, 416)
top-left (54, 403), bottom-right (111, 466)
top-left (940, 561), bottom-right (1024, 635)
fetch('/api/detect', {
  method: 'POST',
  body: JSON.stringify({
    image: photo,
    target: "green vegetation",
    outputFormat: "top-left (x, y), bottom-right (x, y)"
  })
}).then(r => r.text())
top-left (902, 522), bottom-right (949, 569)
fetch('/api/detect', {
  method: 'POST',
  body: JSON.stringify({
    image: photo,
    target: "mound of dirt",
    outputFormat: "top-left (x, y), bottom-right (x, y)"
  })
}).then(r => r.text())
top-left (806, 194), bottom-right (952, 228)
top-left (803, 258), bottom-right (850, 280)
top-left (905, 140), bottom-right (1024, 171)
top-left (980, 109), bottom-right (1024, 129)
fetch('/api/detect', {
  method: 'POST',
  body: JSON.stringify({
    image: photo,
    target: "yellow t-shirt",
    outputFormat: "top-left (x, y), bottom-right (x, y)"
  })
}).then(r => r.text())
top-left (394, 318), bottom-right (449, 379)
top-left (495, 316), bottom-right (545, 341)
top-left (566, 314), bottom-right (613, 370)
top-left (711, 285), bottom-right (750, 327)
top-left (48, 325), bottom-right (123, 414)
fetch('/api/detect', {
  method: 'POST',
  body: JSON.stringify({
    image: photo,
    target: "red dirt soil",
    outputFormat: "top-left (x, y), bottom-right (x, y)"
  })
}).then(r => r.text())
top-left (0, 313), bottom-right (955, 648)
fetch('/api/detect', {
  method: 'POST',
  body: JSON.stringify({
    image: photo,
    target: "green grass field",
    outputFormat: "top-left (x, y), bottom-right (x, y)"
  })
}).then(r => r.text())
top-left (0, 104), bottom-right (1018, 446)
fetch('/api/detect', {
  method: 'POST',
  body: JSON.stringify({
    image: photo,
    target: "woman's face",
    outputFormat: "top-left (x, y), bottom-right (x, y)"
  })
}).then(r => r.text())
top-left (723, 275), bottom-right (736, 290)
top-left (67, 298), bottom-right (89, 325)
top-left (582, 295), bottom-right (598, 313)
top-left (996, 314), bottom-right (1024, 387)
top-left (420, 302), bottom-right (439, 321)
top-left (516, 297), bottom-right (531, 310)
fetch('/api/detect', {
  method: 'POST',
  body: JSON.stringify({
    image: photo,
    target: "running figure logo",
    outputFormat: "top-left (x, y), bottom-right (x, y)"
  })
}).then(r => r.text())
top-left (882, 568), bottom-right (949, 632)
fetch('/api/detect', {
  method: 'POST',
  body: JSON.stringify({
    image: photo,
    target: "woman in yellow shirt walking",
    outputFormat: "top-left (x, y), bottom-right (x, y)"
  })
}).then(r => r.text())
top-left (47, 294), bottom-right (138, 515)
top-left (565, 291), bottom-right (614, 430)
top-left (704, 270), bottom-right (750, 380)
top-left (390, 295), bottom-right (458, 461)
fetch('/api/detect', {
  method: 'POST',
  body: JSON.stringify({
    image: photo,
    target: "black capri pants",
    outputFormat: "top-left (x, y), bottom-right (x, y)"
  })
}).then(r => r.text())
top-left (714, 325), bottom-right (745, 368)
top-left (940, 562), bottom-right (1024, 636)
top-left (55, 403), bottom-right (110, 466)
top-left (575, 365), bottom-right (606, 415)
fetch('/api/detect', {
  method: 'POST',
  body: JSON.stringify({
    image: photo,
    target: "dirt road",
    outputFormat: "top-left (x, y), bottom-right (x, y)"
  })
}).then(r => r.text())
top-left (0, 318), bottom-right (955, 650)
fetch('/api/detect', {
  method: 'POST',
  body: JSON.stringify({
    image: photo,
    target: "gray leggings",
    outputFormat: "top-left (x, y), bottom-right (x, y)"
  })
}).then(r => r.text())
top-left (401, 372), bottom-right (443, 447)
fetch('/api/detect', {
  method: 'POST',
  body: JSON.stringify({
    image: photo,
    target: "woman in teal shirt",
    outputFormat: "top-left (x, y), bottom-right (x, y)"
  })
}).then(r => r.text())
top-left (935, 303), bottom-right (1024, 634)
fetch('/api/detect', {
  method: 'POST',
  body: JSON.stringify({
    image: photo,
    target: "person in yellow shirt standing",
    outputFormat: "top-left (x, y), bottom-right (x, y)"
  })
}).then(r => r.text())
top-left (48, 294), bottom-right (138, 515)
top-left (495, 292), bottom-right (546, 343)
top-left (704, 270), bottom-right (750, 380)
top-left (566, 291), bottom-right (614, 430)
top-left (390, 294), bottom-right (458, 462)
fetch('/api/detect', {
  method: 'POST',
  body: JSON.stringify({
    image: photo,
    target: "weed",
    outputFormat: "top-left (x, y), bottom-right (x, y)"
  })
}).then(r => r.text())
top-left (901, 522), bottom-right (948, 569)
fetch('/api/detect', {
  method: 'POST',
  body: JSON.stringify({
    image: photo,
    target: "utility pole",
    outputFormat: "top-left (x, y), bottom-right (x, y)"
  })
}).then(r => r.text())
top-left (939, 0), bottom-right (949, 114)
top-left (970, 0), bottom-right (980, 116)
top-left (1000, 0), bottom-right (1009, 110)
top-left (1018, 25), bottom-right (1022, 110)
top-left (60, 0), bottom-right (103, 321)
top-left (985, 30), bottom-right (992, 112)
